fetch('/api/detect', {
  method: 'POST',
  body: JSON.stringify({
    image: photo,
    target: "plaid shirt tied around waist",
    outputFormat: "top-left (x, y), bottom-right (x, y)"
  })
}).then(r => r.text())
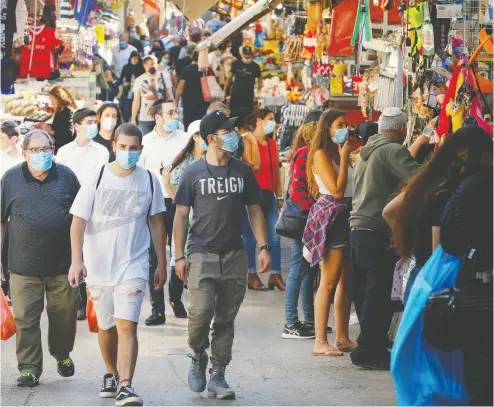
top-left (302, 194), bottom-right (350, 266)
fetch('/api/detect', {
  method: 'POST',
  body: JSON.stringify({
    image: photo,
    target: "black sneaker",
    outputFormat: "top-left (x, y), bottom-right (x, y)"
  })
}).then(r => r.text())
top-left (144, 310), bottom-right (166, 326)
top-left (169, 300), bottom-right (187, 318)
top-left (17, 372), bottom-right (39, 387)
top-left (115, 385), bottom-right (143, 406)
top-left (281, 321), bottom-right (315, 339)
top-left (99, 372), bottom-right (119, 398)
top-left (57, 357), bottom-right (75, 377)
top-left (301, 322), bottom-right (333, 335)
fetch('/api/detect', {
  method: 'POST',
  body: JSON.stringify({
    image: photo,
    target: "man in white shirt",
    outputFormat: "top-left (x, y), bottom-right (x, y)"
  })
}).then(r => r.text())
top-left (139, 99), bottom-right (190, 325)
top-left (56, 108), bottom-right (110, 321)
top-left (0, 121), bottom-right (24, 179)
top-left (131, 56), bottom-right (173, 135)
top-left (111, 34), bottom-right (137, 80)
top-left (69, 123), bottom-right (167, 407)
top-left (56, 108), bottom-right (110, 185)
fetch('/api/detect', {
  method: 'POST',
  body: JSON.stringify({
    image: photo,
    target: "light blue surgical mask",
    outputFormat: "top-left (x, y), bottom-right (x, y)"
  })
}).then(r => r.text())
top-left (116, 151), bottom-right (140, 169)
top-left (161, 59), bottom-right (170, 66)
top-left (130, 60), bottom-right (138, 65)
top-left (144, 41), bottom-right (150, 47)
top-left (83, 124), bottom-right (98, 139)
top-left (263, 120), bottom-right (276, 134)
top-left (130, 33), bottom-right (138, 39)
top-left (119, 41), bottom-right (127, 49)
top-left (199, 140), bottom-right (208, 152)
top-left (30, 152), bottom-right (53, 171)
top-left (332, 127), bottom-right (349, 144)
top-left (164, 119), bottom-right (179, 132)
top-left (216, 131), bottom-right (239, 153)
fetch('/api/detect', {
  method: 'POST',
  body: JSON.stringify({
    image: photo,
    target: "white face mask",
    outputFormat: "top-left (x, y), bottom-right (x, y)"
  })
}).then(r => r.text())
top-left (101, 118), bottom-right (117, 132)
top-left (242, 57), bottom-right (252, 64)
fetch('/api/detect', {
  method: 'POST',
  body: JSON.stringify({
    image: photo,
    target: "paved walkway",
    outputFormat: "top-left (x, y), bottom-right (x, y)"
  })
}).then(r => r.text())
top-left (1, 249), bottom-right (396, 406)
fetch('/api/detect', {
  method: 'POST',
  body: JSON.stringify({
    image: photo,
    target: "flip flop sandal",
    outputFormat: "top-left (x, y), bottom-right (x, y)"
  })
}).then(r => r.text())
top-left (335, 342), bottom-right (358, 352)
top-left (311, 348), bottom-right (344, 357)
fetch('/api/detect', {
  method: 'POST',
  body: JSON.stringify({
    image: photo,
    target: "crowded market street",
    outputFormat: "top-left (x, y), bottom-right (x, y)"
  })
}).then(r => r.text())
top-left (1, 249), bottom-right (395, 406)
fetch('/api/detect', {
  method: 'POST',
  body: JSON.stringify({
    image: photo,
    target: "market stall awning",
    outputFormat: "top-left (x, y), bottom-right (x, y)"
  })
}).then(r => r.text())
top-left (169, 0), bottom-right (219, 21)
top-left (196, 0), bottom-right (282, 50)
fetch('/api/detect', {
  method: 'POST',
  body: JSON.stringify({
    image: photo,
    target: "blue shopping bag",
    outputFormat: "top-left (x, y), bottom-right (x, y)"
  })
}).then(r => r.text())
top-left (391, 245), bottom-right (469, 406)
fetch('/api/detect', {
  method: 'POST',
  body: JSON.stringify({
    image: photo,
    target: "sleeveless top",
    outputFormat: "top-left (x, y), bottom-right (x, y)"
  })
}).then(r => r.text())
top-left (255, 138), bottom-right (277, 191)
top-left (313, 161), bottom-right (353, 197)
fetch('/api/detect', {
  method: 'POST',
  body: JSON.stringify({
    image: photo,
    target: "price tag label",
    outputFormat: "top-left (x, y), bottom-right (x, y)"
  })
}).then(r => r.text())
top-left (436, 4), bottom-right (462, 19)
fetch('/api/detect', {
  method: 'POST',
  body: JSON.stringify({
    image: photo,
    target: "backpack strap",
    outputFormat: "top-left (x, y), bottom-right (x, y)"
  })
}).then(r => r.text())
top-left (96, 165), bottom-right (105, 189)
top-left (147, 170), bottom-right (154, 217)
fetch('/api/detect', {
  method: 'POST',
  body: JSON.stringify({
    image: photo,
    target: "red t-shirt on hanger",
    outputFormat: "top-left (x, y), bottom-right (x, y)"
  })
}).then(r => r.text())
top-left (20, 25), bottom-right (61, 79)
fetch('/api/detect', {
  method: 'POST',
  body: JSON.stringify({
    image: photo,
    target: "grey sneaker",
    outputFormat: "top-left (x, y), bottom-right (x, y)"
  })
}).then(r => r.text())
top-left (207, 365), bottom-right (235, 400)
top-left (188, 352), bottom-right (208, 393)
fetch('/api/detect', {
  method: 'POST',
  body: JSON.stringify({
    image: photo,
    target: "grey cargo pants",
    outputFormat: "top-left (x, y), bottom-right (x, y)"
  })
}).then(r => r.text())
top-left (187, 249), bottom-right (248, 366)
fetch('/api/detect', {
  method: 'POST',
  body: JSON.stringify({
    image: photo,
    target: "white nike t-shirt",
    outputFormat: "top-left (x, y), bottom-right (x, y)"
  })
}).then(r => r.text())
top-left (70, 165), bottom-right (165, 286)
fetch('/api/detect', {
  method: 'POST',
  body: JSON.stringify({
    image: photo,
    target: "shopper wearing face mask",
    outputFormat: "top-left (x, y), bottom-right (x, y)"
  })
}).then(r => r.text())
top-left (224, 45), bottom-right (262, 118)
top-left (242, 109), bottom-right (285, 291)
top-left (94, 102), bottom-right (123, 162)
top-left (303, 109), bottom-right (357, 357)
top-left (132, 55), bottom-right (173, 135)
top-left (126, 25), bottom-right (144, 56)
top-left (69, 123), bottom-right (166, 406)
top-left (56, 108), bottom-right (109, 321)
top-left (111, 34), bottom-right (137, 80)
top-left (119, 52), bottom-right (145, 122)
top-left (174, 110), bottom-right (271, 400)
top-left (56, 108), bottom-right (110, 185)
top-left (1, 130), bottom-right (81, 388)
top-left (138, 99), bottom-right (190, 324)
top-left (0, 121), bottom-right (24, 179)
top-left (349, 107), bottom-right (421, 370)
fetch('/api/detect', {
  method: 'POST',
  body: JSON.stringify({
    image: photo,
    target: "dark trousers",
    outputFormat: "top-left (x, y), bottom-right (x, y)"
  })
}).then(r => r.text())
top-left (1, 228), bottom-right (9, 297)
top-left (79, 282), bottom-right (87, 311)
top-left (350, 230), bottom-right (398, 360)
top-left (149, 198), bottom-right (184, 313)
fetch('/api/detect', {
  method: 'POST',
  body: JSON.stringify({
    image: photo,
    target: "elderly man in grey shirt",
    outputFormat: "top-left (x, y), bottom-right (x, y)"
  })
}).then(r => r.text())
top-left (0, 130), bottom-right (80, 388)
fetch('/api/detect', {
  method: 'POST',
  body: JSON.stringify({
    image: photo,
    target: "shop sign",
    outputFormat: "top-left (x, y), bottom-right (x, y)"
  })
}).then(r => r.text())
top-left (436, 4), bottom-right (462, 19)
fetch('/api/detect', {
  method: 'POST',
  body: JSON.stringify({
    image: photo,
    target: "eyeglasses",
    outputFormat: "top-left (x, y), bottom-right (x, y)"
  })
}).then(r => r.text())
top-left (165, 109), bottom-right (178, 116)
top-left (26, 146), bottom-right (53, 154)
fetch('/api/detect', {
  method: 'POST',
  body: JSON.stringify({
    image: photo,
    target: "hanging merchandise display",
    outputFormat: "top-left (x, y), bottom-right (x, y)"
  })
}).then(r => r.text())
top-left (20, 24), bottom-right (62, 79)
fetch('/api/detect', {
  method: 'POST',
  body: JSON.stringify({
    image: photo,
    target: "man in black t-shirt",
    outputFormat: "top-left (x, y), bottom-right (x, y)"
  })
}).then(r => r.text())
top-left (224, 45), bottom-right (262, 118)
top-left (175, 51), bottom-right (210, 129)
top-left (174, 111), bottom-right (271, 400)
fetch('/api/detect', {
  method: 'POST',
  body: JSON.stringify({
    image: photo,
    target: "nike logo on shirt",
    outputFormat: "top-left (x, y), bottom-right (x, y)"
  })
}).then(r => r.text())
top-left (217, 196), bottom-right (228, 201)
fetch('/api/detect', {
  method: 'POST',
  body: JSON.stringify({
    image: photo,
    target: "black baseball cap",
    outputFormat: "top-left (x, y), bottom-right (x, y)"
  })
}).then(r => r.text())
top-left (241, 45), bottom-right (253, 55)
top-left (304, 109), bottom-right (322, 124)
top-left (200, 110), bottom-right (239, 139)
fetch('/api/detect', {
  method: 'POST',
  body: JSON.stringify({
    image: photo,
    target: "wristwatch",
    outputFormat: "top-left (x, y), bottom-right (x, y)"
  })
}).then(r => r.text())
top-left (260, 244), bottom-right (272, 253)
top-left (276, 196), bottom-right (284, 201)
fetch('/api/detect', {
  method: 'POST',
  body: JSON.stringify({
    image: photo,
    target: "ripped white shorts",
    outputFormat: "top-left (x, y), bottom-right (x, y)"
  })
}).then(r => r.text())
top-left (88, 278), bottom-right (147, 330)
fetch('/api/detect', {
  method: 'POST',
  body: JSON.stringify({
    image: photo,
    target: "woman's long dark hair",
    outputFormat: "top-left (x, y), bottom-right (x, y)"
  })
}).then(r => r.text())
top-left (249, 108), bottom-right (273, 137)
top-left (96, 102), bottom-right (123, 141)
top-left (306, 109), bottom-right (345, 197)
top-left (392, 125), bottom-right (493, 258)
top-left (127, 50), bottom-right (143, 67)
top-left (170, 132), bottom-right (199, 171)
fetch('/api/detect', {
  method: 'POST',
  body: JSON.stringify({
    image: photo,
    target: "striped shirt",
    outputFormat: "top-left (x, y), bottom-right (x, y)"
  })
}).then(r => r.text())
top-left (1, 162), bottom-right (80, 276)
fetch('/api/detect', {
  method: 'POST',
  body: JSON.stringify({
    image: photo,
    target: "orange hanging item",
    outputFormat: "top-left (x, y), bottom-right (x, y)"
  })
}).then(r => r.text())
top-left (87, 296), bottom-right (99, 333)
top-left (1, 290), bottom-right (16, 340)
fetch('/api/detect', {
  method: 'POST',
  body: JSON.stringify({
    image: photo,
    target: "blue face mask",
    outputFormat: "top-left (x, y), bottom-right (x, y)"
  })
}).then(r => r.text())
top-left (161, 59), bottom-right (170, 65)
top-left (216, 131), bottom-right (239, 153)
top-left (332, 128), bottom-right (349, 144)
top-left (119, 41), bottom-right (127, 49)
top-left (130, 33), bottom-right (138, 39)
top-left (164, 119), bottom-right (179, 132)
top-left (130, 59), bottom-right (138, 65)
top-left (199, 140), bottom-right (208, 152)
top-left (144, 41), bottom-right (150, 47)
top-left (30, 152), bottom-right (53, 171)
top-left (116, 151), bottom-right (140, 169)
top-left (83, 124), bottom-right (98, 139)
top-left (263, 120), bottom-right (276, 134)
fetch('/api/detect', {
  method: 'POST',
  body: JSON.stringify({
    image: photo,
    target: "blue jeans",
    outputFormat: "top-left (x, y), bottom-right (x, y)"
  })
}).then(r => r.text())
top-left (243, 196), bottom-right (281, 275)
top-left (285, 239), bottom-right (314, 325)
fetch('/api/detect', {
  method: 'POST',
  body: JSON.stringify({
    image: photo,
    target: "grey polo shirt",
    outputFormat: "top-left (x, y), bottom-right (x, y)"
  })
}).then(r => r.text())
top-left (1, 162), bottom-right (80, 277)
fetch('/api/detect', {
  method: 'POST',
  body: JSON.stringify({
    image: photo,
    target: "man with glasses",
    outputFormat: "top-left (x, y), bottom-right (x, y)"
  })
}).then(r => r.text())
top-left (0, 130), bottom-right (81, 387)
top-left (174, 110), bottom-right (271, 399)
top-left (139, 99), bottom-right (190, 325)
